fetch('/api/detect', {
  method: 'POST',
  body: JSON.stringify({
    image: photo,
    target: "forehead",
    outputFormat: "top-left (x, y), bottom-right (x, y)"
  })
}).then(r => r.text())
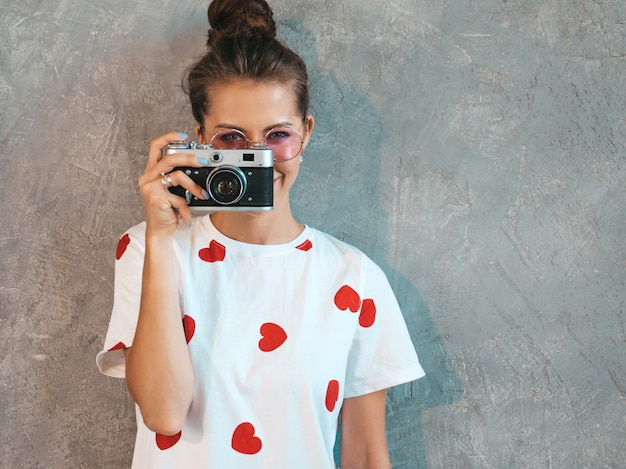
top-left (205, 80), bottom-right (300, 128)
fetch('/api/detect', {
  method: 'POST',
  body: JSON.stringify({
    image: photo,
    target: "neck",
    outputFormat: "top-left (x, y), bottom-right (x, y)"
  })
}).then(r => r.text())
top-left (209, 205), bottom-right (304, 245)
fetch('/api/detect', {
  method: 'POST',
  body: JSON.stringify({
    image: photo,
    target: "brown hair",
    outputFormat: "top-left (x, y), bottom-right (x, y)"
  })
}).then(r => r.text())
top-left (184, 0), bottom-right (310, 127)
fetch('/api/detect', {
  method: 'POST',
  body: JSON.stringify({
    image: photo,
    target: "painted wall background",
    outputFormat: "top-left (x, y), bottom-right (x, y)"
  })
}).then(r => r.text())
top-left (1, 0), bottom-right (624, 467)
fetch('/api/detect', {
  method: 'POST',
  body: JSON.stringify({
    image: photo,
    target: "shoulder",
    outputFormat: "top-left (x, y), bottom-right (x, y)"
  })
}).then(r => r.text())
top-left (308, 227), bottom-right (362, 257)
top-left (307, 227), bottom-right (384, 276)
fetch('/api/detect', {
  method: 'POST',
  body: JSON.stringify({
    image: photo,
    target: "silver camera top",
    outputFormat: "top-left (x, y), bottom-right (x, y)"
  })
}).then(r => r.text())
top-left (163, 141), bottom-right (273, 167)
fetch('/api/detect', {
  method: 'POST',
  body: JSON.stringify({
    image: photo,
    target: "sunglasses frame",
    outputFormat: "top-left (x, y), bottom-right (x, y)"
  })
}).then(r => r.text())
top-left (209, 126), bottom-right (305, 162)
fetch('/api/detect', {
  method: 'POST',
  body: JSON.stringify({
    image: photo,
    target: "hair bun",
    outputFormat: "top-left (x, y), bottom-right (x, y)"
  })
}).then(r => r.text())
top-left (207, 0), bottom-right (277, 44)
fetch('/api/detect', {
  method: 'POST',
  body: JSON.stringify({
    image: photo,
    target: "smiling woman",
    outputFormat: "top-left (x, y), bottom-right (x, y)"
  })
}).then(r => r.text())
top-left (95, 0), bottom-right (424, 467)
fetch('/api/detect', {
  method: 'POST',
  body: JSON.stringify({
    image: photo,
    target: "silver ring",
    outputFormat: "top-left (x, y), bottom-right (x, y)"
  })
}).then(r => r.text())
top-left (161, 174), bottom-right (173, 188)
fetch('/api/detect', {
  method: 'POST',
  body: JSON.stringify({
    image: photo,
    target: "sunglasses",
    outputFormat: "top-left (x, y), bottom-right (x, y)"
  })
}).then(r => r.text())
top-left (209, 126), bottom-right (305, 162)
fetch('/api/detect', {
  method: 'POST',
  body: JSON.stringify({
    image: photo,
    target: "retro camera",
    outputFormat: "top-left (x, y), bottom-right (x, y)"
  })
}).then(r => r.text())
top-left (163, 142), bottom-right (273, 212)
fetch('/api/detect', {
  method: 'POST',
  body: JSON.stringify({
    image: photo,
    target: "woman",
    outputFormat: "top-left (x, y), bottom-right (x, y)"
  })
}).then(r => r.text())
top-left (97, 0), bottom-right (424, 467)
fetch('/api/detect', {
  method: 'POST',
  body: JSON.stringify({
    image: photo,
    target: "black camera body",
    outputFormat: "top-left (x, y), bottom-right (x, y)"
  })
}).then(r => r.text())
top-left (163, 142), bottom-right (273, 212)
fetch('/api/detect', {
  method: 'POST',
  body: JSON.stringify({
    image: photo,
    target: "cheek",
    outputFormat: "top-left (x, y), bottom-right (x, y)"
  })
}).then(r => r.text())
top-left (276, 160), bottom-right (300, 182)
top-left (287, 160), bottom-right (302, 178)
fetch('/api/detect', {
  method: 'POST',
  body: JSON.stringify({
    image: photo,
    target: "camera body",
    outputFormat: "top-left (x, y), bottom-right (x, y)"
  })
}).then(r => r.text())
top-left (163, 142), bottom-right (273, 212)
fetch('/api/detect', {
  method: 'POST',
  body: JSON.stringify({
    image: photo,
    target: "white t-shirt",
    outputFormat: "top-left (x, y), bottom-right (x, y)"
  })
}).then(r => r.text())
top-left (97, 215), bottom-right (424, 468)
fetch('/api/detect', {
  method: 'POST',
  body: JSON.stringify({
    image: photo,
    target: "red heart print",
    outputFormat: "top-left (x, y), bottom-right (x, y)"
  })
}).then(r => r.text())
top-left (325, 380), bottom-right (340, 412)
top-left (359, 299), bottom-right (376, 328)
top-left (295, 239), bottom-right (313, 251)
top-left (115, 233), bottom-right (130, 260)
top-left (182, 315), bottom-right (195, 344)
top-left (258, 323), bottom-right (287, 352)
top-left (334, 285), bottom-right (361, 313)
top-left (231, 422), bottom-right (262, 454)
top-left (107, 341), bottom-right (126, 352)
top-left (198, 240), bottom-right (226, 263)
top-left (156, 431), bottom-right (182, 450)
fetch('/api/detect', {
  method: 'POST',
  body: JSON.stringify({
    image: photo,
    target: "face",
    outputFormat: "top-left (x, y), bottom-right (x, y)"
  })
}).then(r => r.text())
top-left (196, 80), bottom-right (314, 212)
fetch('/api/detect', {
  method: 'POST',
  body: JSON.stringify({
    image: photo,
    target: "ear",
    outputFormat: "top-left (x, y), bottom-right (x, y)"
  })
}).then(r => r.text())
top-left (302, 114), bottom-right (315, 148)
top-left (195, 123), bottom-right (206, 144)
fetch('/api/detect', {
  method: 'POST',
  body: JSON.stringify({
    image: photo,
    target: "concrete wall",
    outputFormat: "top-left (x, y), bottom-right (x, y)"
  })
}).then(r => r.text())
top-left (1, 0), bottom-right (624, 467)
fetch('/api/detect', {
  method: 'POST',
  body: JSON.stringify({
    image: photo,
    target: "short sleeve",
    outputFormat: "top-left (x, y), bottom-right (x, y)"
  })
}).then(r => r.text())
top-left (96, 223), bottom-right (147, 378)
top-left (343, 257), bottom-right (425, 398)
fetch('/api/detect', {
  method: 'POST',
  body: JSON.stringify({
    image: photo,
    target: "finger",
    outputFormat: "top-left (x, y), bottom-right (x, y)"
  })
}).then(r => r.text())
top-left (139, 152), bottom-right (207, 190)
top-left (146, 132), bottom-right (188, 167)
top-left (166, 191), bottom-right (193, 227)
top-left (157, 152), bottom-right (210, 175)
top-left (165, 169), bottom-right (209, 201)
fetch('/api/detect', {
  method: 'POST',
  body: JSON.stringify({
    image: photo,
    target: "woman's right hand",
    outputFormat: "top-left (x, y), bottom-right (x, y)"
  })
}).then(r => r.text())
top-left (126, 132), bottom-right (202, 434)
top-left (138, 132), bottom-right (208, 236)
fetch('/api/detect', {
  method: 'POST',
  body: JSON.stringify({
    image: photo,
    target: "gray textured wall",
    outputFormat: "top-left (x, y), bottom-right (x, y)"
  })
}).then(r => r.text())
top-left (1, 0), bottom-right (625, 467)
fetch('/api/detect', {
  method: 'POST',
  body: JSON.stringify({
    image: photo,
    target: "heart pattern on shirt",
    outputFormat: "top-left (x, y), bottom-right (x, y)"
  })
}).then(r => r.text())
top-left (107, 341), bottom-right (126, 352)
top-left (199, 240), bottom-right (226, 263)
top-left (334, 285), bottom-right (377, 328)
top-left (325, 380), bottom-right (340, 412)
top-left (182, 315), bottom-right (196, 344)
top-left (232, 422), bottom-right (262, 454)
top-left (116, 233), bottom-right (130, 260)
top-left (258, 323), bottom-right (287, 352)
top-left (295, 239), bottom-right (313, 251)
top-left (156, 431), bottom-right (182, 450)
top-left (358, 299), bottom-right (376, 328)
top-left (334, 285), bottom-right (361, 313)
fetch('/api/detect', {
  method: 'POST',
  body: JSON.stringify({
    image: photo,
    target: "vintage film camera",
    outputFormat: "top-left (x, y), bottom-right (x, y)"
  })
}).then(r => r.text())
top-left (163, 142), bottom-right (274, 212)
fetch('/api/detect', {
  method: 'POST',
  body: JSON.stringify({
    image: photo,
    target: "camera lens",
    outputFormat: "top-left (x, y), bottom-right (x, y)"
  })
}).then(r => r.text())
top-left (206, 166), bottom-right (246, 205)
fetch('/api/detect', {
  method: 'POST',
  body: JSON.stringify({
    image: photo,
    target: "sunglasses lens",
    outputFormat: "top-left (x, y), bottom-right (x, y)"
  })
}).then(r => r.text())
top-left (265, 127), bottom-right (303, 161)
top-left (210, 127), bottom-right (303, 161)
top-left (210, 130), bottom-right (248, 150)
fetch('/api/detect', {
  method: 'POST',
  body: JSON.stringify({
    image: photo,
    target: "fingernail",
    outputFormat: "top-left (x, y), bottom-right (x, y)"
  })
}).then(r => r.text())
top-left (177, 132), bottom-right (188, 139)
top-left (197, 157), bottom-right (210, 166)
top-left (202, 190), bottom-right (210, 200)
top-left (188, 220), bottom-right (193, 227)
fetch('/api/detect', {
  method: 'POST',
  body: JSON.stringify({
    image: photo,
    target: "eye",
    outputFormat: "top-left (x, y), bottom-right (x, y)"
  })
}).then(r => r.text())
top-left (212, 130), bottom-right (247, 148)
top-left (265, 128), bottom-right (294, 144)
